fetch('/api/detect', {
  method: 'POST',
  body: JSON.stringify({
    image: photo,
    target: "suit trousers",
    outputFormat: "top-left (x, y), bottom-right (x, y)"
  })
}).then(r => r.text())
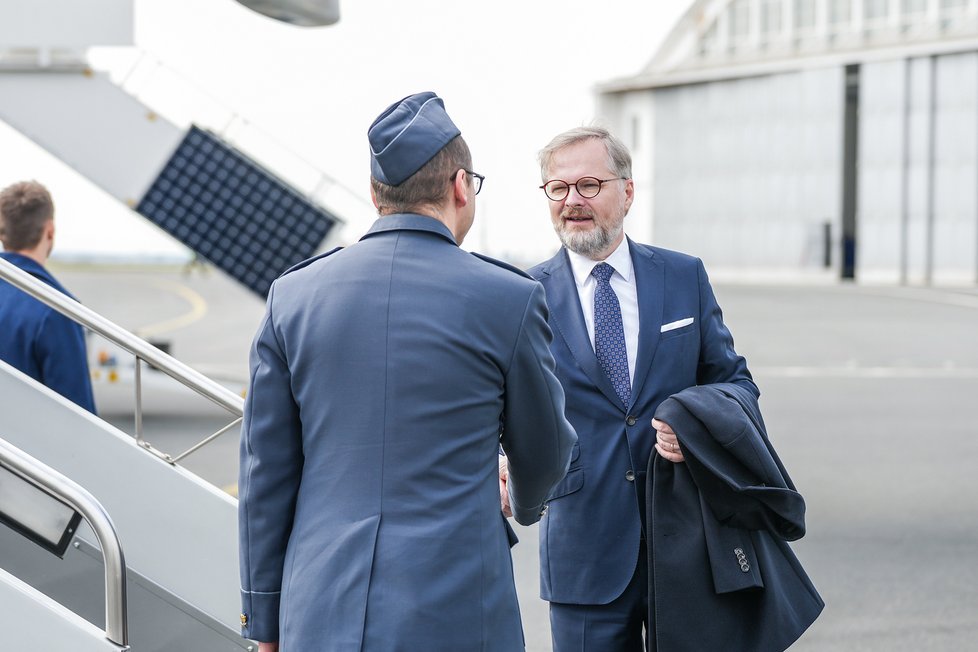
top-left (549, 540), bottom-right (651, 652)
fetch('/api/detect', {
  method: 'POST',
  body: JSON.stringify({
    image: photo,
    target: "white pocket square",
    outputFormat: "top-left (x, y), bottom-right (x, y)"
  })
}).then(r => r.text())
top-left (660, 317), bottom-right (694, 333)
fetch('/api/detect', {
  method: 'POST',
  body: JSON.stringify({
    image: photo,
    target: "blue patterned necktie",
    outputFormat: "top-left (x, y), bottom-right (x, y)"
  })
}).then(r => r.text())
top-left (591, 262), bottom-right (630, 406)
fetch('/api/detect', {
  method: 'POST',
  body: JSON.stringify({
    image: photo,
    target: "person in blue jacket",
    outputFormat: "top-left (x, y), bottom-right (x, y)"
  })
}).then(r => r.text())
top-left (238, 92), bottom-right (577, 652)
top-left (0, 180), bottom-right (96, 413)
top-left (520, 127), bottom-right (759, 651)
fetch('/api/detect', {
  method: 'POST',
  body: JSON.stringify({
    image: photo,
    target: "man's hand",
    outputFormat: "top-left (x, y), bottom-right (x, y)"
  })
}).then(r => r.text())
top-left (258, 642), bottom-right (279, 652)
top-left (652, 418), bottom-right (685, 464)
top-left (498, 454), bottom-right (513, 518)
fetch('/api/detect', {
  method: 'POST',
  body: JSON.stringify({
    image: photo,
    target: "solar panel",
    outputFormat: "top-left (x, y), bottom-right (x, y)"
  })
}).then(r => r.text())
top-left (136, 126), bottom-right (338, 296)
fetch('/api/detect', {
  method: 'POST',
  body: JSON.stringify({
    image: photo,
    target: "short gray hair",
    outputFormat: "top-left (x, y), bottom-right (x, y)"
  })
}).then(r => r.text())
top-left (538, 126), bottom-right (632, 181)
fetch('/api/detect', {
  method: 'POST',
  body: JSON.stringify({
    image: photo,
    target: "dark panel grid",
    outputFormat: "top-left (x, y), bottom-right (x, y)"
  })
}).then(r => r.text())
top-left (137, 126), bottom-right (338, 296)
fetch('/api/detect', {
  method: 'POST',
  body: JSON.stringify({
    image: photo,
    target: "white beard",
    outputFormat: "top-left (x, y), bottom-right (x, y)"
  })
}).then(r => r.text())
top-left (557, 221), bottom-right (623, 260)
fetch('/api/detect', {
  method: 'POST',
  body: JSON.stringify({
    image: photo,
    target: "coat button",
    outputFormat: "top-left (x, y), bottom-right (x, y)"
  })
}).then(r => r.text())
top-left (625, 470), bottom-right (635, 482)
top-left (626, 415), bottom-right (637, 426)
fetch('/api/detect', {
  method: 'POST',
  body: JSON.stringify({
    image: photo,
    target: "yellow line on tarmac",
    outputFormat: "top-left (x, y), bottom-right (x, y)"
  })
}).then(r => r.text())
top-left (135, 280), bottom-right (209, 338)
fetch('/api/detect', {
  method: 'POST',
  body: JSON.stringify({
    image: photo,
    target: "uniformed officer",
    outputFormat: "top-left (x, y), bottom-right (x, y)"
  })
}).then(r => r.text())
top-left (238, 92), bottom-right (577, 652)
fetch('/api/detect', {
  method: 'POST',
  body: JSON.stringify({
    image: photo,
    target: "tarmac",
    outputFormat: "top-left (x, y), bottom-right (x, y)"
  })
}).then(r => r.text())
top-left (53, 261), bottom-right (978, 652)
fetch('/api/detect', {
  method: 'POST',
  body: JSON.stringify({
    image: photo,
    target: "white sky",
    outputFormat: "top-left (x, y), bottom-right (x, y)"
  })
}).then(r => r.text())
top-left (0, 0), bottom-right (692, 265)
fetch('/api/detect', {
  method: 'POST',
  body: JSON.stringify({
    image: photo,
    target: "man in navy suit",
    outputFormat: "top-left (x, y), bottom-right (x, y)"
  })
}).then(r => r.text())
top-left (0, 180), bottom-right (95, 413)
top-left (238, 92), bottom-right (577, 652)
top-left (519, 127), bottom-right (758, 651)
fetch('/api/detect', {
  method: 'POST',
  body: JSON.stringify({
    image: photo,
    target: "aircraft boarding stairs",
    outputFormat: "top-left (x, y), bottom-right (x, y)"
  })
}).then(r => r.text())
top-left (0, 257), bottom-right (253, 651)
top-left (0, 0), bottom-right (370, 299)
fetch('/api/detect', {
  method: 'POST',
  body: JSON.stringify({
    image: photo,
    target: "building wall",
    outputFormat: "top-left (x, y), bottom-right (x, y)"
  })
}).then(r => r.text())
top-left (627, 49), bottom-right (978, 284)
top-left (859, 52), bottom-right (978, 284)
top-left (932, 52), bottom-right (978, 284)
top-left (858, 58), bottom-right (906, 281)
top-left (649, 67), bottom-right (844, 274)
top-left (598, 90), bottom-right (657, 247)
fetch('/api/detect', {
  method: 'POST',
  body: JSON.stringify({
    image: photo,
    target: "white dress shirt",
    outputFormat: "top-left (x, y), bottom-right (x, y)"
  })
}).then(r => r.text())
top-left (565, 237), bottom-right (639, 385)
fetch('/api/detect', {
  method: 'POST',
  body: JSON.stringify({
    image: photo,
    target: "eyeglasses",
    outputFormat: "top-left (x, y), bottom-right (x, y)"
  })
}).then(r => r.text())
top-left (452, 169), bottom-right (485, 195)
top-left (539, 177), bottom-right (626, 201)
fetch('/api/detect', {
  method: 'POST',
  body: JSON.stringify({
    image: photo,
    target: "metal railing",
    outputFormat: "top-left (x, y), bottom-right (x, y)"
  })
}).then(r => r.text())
top-left (0, 436), bottom-right (129, 648)
top-left (0, 256), bottom-right (244, 464)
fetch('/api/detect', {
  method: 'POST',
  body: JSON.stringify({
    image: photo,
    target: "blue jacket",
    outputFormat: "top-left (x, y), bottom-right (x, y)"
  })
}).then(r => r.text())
top-left (528, 240), bottom-right (756, 605)
top-left (238, 214), bottom-right (577, 651)
top-left (0, 252), bottom-right (96, 413)
top-left (648, 383), bottom-right (823, 651)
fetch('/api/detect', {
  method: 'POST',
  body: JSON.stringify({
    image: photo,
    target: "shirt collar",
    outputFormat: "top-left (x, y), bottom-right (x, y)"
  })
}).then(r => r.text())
top-left (565, 236), bottom-right (633, 288)
top-left (360, 213), bottom-right (457, 245)
top-left (0, 251), bottom-right (72, 297)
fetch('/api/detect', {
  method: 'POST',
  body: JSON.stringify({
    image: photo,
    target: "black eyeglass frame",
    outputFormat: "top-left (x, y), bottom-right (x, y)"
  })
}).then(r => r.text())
top-left (451, 169), bottom-right (485, 195)
top-left (539, 176), bottom-right (627, 201)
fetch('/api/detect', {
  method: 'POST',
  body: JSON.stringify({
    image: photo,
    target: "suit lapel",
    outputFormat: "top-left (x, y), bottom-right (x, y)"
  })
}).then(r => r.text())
top-left (629, 240), bottom-right (664, 408)
top-left (539, 249), bottom-right (625, 411)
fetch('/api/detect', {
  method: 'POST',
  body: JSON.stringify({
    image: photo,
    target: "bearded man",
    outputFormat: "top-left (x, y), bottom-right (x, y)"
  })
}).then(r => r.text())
top-left (516, 127), bottom-right (759, 651)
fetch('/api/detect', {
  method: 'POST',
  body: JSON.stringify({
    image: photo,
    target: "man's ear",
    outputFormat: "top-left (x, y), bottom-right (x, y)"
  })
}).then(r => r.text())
top-left (623, 178), bottom-right (635, 216)
top-left (453, 169), bottom-right (470, 209)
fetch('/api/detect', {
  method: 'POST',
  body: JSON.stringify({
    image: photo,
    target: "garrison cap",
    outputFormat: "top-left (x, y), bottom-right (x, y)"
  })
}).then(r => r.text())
top-left (368, 91), bottom-right (461, 186)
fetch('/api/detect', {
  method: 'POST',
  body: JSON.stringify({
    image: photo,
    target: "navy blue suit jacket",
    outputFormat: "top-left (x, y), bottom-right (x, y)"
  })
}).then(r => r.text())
top-left (528, 239), bottom-right (756, 605)
top-left (239, 214), bottom-right (577, 650)
top-left (0, 252), bottom-right (95, 413)
top-left (648, 383), bottom-right (823, 651)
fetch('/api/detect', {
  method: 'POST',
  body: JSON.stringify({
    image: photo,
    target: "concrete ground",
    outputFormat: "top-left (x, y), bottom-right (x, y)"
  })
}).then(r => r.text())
top-left (55, 263), bottom-right (978, 651)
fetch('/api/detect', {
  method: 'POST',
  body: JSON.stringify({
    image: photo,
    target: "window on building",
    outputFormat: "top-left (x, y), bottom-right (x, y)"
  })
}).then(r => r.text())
top-left (900, 0), bottom-right (927, 14)
top-left (699, 21), bottom-right (719, 56)
top-left (864, 0), bottom-right (890, 21)
top-left (829, 0), bottom-right (852, 23)
top-left (939, 0), bottom-right (968, 12)
top-left (729, 0), bottom-right (751, 44)
top-left (794, 0), bottom-right (816, 29)
top-left (939, 0), bottom-right (968, 29)
top-left (761, 0), bottom-right (783, 33)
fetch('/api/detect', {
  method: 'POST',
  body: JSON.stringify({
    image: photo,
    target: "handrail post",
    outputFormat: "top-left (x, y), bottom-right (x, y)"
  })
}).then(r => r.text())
top-left (134, 357), bottom-right (144, 445)
top-left (0, 437), bottom-right (128, 647)
top-left (0, 255), bottom-right (246, 465)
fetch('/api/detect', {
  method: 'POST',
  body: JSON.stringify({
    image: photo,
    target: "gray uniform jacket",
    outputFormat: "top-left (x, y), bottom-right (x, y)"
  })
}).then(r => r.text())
top-left (238, 213), bottom-right (577, 651)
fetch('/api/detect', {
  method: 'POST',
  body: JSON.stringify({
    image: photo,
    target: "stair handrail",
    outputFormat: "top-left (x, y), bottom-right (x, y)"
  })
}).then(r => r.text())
top-left (0, 436), bottom-right (129, 648)
top-left (0, 256), bottom-right (244, 420)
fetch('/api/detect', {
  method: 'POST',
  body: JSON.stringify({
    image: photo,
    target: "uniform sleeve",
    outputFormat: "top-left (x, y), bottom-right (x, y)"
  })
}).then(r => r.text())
top-left (238, 283), bottom-right (304, 643)
top-left (35, 310), bottom-right (96, 413)
top-left (694, 259), bottom-right (759, 398)
top-left (501, 283), bottom-right (578, 526)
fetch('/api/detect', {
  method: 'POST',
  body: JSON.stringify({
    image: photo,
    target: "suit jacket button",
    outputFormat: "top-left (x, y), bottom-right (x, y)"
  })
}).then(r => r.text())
top-left (625, 470), bottom-right (635, 482)
top-left (626, 415), bottom-right (637, 426)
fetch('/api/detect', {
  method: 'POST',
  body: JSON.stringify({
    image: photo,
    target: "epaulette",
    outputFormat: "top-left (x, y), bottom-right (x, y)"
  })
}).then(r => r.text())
top-left (280, 246), bottom-right (344, 276)
top-left (471, 252), bottom-right (534, 280)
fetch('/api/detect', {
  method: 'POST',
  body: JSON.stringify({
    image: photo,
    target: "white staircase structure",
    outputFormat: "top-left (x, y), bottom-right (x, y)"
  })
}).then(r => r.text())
top-left (0, 0), bottom-right (338, 640)
top-left (0, 256), bottom-right (251, 650)
top-left (0, 1), bottom-right (362, 648)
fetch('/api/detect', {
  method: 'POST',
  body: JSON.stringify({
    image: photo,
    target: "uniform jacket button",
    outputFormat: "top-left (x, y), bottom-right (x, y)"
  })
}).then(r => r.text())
top-left (626, 415), bottom-right (637, 426)
top-left (625, 470), bottom-right (636, 482)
